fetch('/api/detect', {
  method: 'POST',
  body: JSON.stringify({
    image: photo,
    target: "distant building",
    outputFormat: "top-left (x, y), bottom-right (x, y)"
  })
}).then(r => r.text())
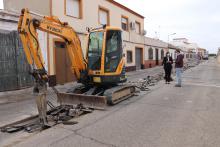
top-left (171, 38), bottom-right (200, 59)
top-left (197, 48), bottom-right (207, 59)
top-left (217, 48), bottom-right (220, 63)
top-left (144, 37), bottom-right (168, 68)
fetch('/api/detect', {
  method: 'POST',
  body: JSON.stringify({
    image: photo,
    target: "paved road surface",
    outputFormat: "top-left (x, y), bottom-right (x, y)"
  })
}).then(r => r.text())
top-left (1, 59), bottom-right (220, 147)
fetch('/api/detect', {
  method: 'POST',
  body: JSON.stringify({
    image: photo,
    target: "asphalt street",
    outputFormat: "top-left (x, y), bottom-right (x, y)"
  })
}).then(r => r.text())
top-left (1, 58), bottom-right (220, 147)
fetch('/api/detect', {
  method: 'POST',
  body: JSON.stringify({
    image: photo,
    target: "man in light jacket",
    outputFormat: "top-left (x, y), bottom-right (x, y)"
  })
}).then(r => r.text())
top-left (175, 50), bottom-right (184, 87)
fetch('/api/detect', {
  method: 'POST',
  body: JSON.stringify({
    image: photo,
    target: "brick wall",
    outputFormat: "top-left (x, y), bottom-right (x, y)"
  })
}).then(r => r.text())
top-left (144, 60), bottom-right (156, 68)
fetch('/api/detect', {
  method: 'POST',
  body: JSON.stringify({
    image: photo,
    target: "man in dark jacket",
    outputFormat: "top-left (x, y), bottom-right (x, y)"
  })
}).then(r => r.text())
top-left (162, 52), bottom-right (173, 84)
top-left (175, 49), bottom-right (184, 87)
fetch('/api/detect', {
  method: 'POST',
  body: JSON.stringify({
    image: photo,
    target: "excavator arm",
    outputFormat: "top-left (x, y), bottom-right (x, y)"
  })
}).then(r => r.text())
top-left (18, 8), bottom-right (87, 85)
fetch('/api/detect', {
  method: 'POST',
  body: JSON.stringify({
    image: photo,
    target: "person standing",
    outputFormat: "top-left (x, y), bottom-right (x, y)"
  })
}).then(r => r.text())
top-left (175, 49), bottom-right (184, 87)
top-left (162, 52), bottom-right (173, 84)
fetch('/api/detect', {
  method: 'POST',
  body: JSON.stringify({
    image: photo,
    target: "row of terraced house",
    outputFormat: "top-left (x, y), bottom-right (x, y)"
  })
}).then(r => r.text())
top-left (2, 0), bottom-right (178, 86)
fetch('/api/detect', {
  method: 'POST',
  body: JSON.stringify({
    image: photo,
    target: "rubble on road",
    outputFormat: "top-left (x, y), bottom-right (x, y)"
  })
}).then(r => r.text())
top-left (128, 72), bottom-right (164, 91)
top-left (129, 59), bottom-right (205, 91)
top-left (183, 59), bottom-right (204, 71)
top-left (1, 104), bottom-right (93, 133)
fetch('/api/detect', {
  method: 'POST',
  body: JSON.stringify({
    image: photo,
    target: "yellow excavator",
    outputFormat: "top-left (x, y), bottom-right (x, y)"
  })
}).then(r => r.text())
top-left (18, 8), bottom-right (135, 125)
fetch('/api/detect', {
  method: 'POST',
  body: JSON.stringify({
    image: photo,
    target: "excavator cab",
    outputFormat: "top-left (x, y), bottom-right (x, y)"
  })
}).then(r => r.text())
top-left (87, 27), bottom-right (127, 85)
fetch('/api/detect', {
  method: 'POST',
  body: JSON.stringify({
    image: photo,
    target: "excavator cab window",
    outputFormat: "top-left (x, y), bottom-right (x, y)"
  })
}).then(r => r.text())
top-left (105, 30), bottom-right (122, 72)
top-left (88, 32), bottom-right (104, 70)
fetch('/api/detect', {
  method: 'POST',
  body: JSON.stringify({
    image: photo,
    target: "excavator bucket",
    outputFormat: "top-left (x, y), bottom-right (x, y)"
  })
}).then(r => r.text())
top-left (57, 92), bottom-right (107, 110)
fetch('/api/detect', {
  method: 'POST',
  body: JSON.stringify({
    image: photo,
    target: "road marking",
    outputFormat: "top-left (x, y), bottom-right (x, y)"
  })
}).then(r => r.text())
top-left (184, 82), bottom-right (220, 88)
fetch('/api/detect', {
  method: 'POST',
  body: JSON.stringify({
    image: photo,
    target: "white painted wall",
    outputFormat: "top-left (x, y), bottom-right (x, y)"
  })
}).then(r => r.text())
top-left (144, 37), bottom-right (167, 61)
top-left (168, 49), bottom-right (176, 59)
top-left (4, 0), bottom-right (50, 15)
top-left (0, 21), bottom-right (17, 32)
top-left (171, 38), bottom-right (199, 53)
top-left (0, 10), bottom-right (18, 32)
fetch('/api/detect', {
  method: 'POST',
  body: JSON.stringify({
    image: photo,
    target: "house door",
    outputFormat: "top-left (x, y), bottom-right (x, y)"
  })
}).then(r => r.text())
top-left (55, 41), bottom-right (75, 85)
top-left (135, 48), bottom-right (142, 70)
top-left (156, 48), bottom-right (159, 65)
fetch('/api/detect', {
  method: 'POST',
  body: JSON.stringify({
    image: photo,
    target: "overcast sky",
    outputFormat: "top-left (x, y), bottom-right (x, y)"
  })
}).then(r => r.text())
top-left (115, 0), bottom-right (220, 53)
top-left (0, 1), bottom-right (219, 53)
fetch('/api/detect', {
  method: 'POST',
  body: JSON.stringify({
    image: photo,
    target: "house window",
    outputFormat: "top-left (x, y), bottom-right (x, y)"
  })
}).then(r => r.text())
top-left (99, 7), bottom-right (109, 25)
top-left (127, 51), bottom-right (133, 63)
top-left (121, 16), bottom-right (128, 31)
top-left (148, 48), bottom-right (153, 60)
top-left (135, 21), bottom-right (141, 34)
top-left (161, 49), bottom-right (164, 59)
top-left (65, 0), bottom-right (82, 18)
